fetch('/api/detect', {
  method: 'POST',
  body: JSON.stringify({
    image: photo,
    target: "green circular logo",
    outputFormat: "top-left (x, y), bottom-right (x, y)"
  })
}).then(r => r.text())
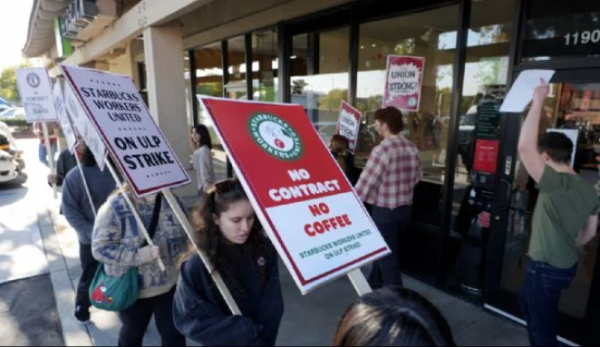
top-left (248, 113), bottom-right (303, 161)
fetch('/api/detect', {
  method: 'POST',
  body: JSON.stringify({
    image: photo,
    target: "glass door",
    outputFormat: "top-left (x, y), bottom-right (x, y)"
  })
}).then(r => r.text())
top-left (486, 73), bottom-right (600, 346)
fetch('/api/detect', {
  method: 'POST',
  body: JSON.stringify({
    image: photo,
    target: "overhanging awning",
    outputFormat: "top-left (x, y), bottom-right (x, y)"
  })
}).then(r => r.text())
top-left (23, 0), bottom-right (71, 57)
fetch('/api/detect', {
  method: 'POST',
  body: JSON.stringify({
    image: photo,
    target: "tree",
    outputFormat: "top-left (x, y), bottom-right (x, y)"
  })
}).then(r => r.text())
top-left (0, 63), bottom-right (31, 104)
top-left (319, 89), bottom-right (348, 111)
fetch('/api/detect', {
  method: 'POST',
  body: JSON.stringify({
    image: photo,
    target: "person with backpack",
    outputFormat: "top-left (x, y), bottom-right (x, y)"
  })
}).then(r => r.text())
top-left (173, 179), bottom-right (284, 346)
top-left (62, 144), bottom-right (116, 324)
top-left (92, 185), bottom-right (188, 346)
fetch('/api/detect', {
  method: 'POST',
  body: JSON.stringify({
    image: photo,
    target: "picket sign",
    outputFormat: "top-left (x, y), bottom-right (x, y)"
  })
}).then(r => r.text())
top-left (199, 97), bottom-right (388, 295)
top-left (52, 81), bottom-right (96, 216)
top-left (15, 68), bottom-right (59, 199)
top-left (162, 189), bottom-right (242, 315)
top-left (60, 65), bottom-right (241, 315)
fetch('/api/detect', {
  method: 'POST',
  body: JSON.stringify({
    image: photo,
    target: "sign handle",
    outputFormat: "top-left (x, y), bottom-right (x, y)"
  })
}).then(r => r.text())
top-left (74, 153), bottom-right (97, 217)
top-left (42, 123), bottom-right (58, 199)
top-left (162, 189), bottom-right (242, 315)
top-left (105, 158), bottom-right (166, 272)
top-left (347, 269), bottom-right (373, 296)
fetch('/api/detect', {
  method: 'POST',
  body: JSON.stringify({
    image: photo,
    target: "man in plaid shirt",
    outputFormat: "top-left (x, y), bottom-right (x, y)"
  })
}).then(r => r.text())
top-left (356, 107), bottom-right (422, 289)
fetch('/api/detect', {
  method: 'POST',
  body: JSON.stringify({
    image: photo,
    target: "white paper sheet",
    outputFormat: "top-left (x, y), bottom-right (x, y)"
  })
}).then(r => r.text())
top-left (500, 70), bottom-right (555, 113)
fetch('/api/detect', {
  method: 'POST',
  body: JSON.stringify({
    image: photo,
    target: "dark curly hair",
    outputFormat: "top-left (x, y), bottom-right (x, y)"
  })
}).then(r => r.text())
top-left (334, 287), bottom-right (456, 346)
top-left (183, 179), bottom-right (268, 295)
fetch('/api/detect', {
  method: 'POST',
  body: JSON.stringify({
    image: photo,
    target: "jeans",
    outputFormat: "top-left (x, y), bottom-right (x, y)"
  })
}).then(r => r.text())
top-left (519, 260), bottom-right (577, 347)
top-left (39, 142), bottom-right (57, 167)
top-left (368, 205), bottom-right (412, 289)
top-left (76, 244), bottom-right (100, 311)
top-left (118, 288), bottom-right (186, 347)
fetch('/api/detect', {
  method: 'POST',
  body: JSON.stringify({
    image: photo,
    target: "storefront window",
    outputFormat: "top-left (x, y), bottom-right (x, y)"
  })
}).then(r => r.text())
top-left (452, 0), bottom-right (514, 233)
top-left (356, 6), bottom-right (459, 225)
top-left (522, 0), bottom-right (600, 61)
top-left (252, 29), bottom-right (279, 102)
top-left (194, 42), bottom-right (227, 181)
top-left (291, 28), bottom-right (350, 146)
top-left (226, 36), bottom-right (248, 100)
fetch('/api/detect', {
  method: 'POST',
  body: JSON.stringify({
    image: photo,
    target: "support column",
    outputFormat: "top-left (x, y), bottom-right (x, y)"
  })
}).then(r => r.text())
top-left (144, 24), bottom-right (195, 196)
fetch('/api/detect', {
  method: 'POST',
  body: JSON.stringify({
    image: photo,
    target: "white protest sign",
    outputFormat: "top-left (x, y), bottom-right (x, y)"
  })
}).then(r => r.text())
top-left (15, 68), bottom-right (58, 123)
top-left (548, 129), bottom-right (579, 166)
top-left (64, 83), bottom-right (106, 171)
top-left (337, 101), bottom-right (362, 155)
top-left (500, 70), bottom-right (556, 113)
top-left (61, 65), bottom-right (190, 196)
top-left (53, 81), bottom-right (78, 153)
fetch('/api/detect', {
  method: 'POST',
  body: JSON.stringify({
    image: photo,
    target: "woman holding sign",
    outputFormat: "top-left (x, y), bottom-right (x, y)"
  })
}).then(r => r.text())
top-left (173, 179), bottom-right (284, 346)
top-left (92, 187), bottom-right (188, 346)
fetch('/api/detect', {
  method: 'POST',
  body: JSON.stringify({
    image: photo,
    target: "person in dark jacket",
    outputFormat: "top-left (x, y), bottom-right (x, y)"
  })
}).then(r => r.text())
top-left (48, 147), bottom-right (79, 187)
top-left (62, 144), bottom-right (116, 324)
top-left (174, 179), bottom-right (284, 346)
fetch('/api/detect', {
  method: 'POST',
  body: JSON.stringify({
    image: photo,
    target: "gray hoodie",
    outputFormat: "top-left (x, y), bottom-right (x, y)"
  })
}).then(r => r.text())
top-left (62, 165), bottom-right (116, 244)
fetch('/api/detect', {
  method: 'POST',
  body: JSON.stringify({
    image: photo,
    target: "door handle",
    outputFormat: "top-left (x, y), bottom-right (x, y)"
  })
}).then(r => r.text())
top-left (498, 179), bottom-right (513, 212)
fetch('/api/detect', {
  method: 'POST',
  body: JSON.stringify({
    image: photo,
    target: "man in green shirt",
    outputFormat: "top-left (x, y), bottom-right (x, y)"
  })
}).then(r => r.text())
top-left (518, 81), bottom-right (599, 346)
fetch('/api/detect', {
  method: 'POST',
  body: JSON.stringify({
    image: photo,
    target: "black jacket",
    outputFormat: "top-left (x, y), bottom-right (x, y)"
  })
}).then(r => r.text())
top-left (174, 241), bottom-right (284, 346)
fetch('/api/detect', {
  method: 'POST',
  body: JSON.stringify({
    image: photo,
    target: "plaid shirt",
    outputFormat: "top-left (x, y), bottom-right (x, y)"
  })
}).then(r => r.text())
top-left (356, 135), bottom-right (422, 209)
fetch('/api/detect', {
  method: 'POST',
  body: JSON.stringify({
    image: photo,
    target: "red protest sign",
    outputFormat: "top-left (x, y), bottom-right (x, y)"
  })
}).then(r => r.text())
top-left (201, 97), bottom-right (390, 294)
top-left (384, 55), bottom-right (426, 112)
top-left (337, 101), bottom-right (362, 155)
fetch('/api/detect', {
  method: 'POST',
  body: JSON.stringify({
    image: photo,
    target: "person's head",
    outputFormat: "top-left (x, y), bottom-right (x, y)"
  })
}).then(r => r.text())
top-left (187, 179), bottom-right (267, 289)
top-left (374, 107), bottom-right (404, 139)
top-left (538, 132), bottom-right (574, 167)
top-left (80, 144), bottom-right (97, 167)
top-left (192, 124), bottom-right (213, 150)
top-left (330, 135), bottom-right (349, 155)
top-left (333, 287), bottom-right (456, 347)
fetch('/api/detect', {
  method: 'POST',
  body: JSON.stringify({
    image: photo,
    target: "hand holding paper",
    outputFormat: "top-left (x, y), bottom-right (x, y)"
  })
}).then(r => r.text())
top-left (500, 70), bottom-right (555, 113)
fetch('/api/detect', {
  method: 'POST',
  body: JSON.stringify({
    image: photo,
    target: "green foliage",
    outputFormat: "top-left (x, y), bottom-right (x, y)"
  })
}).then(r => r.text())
top-left (0, 62), bottom-right (32, 104)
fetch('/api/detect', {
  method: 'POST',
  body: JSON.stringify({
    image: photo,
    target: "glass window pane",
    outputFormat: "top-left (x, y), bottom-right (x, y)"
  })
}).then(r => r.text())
top-left (194, 42), bottom-right (227, 181)
top-left (522, 0), bottom-right (600, 61)
top-left (226, 36), bottom-right (248, 100)
top-left (356, 6), bottom-right (460, 226)
top-left (291, 28), bottom-right (350, 146)
top-left (252, 29), bottom-right (279, 102)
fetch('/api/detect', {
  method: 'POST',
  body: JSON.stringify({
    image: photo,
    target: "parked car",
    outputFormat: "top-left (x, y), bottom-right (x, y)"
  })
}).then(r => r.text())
top-left (0, 107), bottom-right (25, 120)
top-left (0, 131), bottom-right (26, 185)
top-left (0, 104), bottom-right (11, 113)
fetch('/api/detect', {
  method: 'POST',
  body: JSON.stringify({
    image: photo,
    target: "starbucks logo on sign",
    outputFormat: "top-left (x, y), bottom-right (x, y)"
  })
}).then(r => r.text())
top-left (27, 73), bottom-right (41, 88)
top-left (249, 113), bottom-right (303, 161)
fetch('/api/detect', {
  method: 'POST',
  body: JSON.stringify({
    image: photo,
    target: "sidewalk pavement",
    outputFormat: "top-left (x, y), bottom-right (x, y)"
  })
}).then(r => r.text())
top-left (40, 197), bottom-right (529, 346)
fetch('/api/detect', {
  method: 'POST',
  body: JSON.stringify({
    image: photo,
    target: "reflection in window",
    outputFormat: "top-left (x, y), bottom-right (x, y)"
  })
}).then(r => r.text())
top-left (356, 6), bottom-right (459, 226)
top-left (226, 36), bottom-right (247, 100)
top-left (291, 28), bottom-right (350, 146)
top-left (193, 42), bottom-right (227, 181)
top-left (252, 29), bottom-right (279, 102)
top-left (522, 1), bottom-right (600, 61)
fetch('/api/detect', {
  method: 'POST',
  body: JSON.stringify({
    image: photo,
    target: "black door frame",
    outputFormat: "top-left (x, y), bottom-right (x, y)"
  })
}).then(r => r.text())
top-left (485, 63), bottom-right (600, 346)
